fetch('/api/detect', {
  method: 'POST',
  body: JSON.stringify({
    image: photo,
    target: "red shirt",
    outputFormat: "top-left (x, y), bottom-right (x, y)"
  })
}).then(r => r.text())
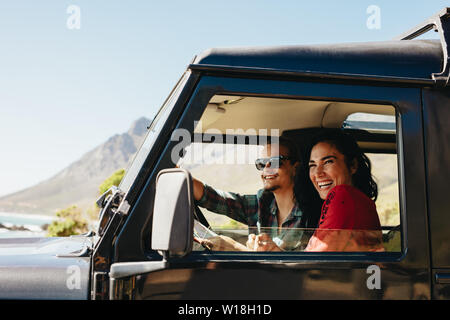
top-left (306, 185), bottom-right (384, 252)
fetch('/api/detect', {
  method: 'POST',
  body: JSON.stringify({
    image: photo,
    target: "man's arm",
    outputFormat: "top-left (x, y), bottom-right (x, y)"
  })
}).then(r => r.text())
top-left (192, 177), bottom-right (258, 226)
top-left (193, 177), bottom-right (205, 201)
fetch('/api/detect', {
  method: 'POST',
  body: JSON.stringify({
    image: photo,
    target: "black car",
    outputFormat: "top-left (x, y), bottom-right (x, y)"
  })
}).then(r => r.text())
top-left (0, 8), bottom-right (449, 300)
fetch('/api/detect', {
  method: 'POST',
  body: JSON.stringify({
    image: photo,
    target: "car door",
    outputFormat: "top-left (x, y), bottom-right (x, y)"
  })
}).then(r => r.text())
top-left (423, 87), bottom-right (450, 300)
top-left (109, 73), bottom-right (430, 300)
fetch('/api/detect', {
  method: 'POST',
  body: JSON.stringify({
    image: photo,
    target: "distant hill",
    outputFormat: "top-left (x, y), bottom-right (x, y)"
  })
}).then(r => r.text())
top-left (0, 117), bottom-right (150, 215)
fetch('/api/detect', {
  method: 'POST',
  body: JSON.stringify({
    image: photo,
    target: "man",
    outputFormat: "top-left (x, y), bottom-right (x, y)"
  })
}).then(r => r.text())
top-left (192, 136), bottom-right (307, 251)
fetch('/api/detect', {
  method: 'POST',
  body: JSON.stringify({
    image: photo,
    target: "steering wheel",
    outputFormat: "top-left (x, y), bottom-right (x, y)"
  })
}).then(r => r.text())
top-left (193, 205), bottom-right (215, 251)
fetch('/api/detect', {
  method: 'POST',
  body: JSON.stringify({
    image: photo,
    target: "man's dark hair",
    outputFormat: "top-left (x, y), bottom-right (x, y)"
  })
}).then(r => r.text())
top-left (274, 135), bottom-right (301, 164)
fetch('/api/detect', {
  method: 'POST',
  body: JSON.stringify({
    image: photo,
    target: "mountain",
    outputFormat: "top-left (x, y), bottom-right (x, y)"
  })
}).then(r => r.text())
top-left (0, 117), bottom-right (150, 215)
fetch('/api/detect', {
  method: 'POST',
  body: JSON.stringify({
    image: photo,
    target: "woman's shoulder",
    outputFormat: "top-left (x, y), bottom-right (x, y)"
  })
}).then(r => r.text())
top-left (331, 184), bottom-right (359, 193)
top-left (328, 185), bottom-right (370, 202)
top-left (320, 184), bottom-right (379, 230)
top-left (324, 184), bottom-right (375, 216)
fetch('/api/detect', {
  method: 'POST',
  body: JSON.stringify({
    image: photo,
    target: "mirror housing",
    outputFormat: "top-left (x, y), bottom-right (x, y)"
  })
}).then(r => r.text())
top-left (151, 168), bottom-right (194, 258)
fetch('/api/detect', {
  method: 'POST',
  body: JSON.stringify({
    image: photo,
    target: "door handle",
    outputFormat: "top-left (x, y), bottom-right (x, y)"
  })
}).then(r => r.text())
top-left (109, 261), bottom-right (168, 280)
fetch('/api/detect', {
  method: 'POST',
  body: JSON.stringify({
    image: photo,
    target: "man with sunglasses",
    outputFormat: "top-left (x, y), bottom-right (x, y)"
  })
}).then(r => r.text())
top-left (193, 136), bottom-right (307, 251)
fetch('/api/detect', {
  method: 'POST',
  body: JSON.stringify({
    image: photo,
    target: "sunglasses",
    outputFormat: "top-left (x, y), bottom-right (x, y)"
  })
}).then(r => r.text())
top-left (255, 156), bottom-right (292, 171)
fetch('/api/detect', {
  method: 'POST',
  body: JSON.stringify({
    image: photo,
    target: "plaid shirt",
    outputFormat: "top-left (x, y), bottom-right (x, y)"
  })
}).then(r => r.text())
top-left (196, 183), bottom-right (306, 250)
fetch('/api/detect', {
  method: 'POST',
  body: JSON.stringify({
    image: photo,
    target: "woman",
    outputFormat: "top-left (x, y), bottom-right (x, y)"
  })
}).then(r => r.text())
top-left (302, 130), bottom-right (384, 252)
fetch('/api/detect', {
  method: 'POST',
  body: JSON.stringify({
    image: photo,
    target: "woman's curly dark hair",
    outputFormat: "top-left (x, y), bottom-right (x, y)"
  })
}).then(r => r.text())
top-left (301, 129), bottom-right (378, 198)
top-left (296, 130), bottom-right (378, 228)
top-left (294, 162), bottom-right (322, 229)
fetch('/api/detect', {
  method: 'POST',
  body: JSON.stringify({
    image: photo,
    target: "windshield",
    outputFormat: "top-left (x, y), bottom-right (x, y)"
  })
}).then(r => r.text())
top-left (118, 72), bottom-right (190, 193)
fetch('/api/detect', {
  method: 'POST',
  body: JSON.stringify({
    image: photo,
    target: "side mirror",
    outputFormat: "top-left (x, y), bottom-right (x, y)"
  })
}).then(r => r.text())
top-left (151, 168), bottom-right (194, 258)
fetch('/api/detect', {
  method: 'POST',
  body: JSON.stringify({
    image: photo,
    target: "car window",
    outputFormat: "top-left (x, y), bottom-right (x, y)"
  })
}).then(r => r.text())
top-left (176, 95), bottom-right (401, 253)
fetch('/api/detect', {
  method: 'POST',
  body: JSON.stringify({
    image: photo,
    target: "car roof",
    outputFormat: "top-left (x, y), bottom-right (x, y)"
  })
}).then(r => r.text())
top-left (192, 39), bottom-right (443, 81)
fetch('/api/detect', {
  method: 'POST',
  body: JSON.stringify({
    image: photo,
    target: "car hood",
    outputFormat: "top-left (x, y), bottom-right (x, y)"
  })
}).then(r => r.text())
top-left (0, 236), bottom-right (92, 256)
top-left (0, 236), bottom-right (93, 299)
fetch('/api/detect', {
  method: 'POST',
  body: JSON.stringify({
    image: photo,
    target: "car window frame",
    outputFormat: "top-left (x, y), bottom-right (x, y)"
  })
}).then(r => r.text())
top-left (116, 73), bottom-right (429, 267)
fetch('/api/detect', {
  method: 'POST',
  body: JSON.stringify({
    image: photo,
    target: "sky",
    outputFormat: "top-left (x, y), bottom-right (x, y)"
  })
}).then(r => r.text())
top-left (0, 0), bottom-right (447, 197)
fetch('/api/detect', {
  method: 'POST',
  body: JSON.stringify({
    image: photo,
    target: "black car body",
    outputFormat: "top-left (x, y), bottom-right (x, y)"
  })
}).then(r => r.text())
top-left (0, 8), bottom-right (449, 300)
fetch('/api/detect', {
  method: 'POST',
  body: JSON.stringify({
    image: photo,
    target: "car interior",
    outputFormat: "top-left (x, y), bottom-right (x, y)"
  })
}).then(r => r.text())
top-left (179, 94), bottom-right (401, 253)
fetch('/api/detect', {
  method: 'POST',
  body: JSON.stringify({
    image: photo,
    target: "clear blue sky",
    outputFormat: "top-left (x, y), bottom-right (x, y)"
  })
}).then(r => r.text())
top-left (0, 0), bottom-right (447, 196)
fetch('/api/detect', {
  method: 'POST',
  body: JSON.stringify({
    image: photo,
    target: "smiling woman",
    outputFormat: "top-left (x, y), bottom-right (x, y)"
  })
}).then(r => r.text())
top-left (308, 130), bottom-right (378, 201)
top-left (303, 130), bottom-right (383, 252)
top-left (309, 142), bottom-right (357, 200)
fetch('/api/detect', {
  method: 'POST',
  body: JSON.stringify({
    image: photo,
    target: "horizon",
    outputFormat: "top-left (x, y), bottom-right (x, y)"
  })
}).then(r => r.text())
top-left (0, 1), bottom-right (448, 197)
